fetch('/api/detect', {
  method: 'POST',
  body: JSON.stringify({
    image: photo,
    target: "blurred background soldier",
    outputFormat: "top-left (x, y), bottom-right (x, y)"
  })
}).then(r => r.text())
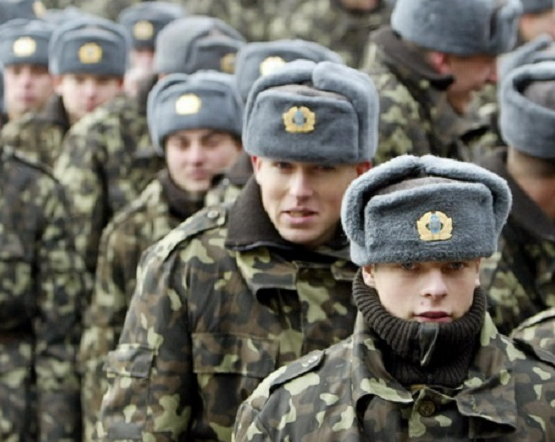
top-left (0, 142), bottom-right (89, 441)
top-left (234, 155), bottom-right (555, 442)
top-left (269, 0), bottom-right (392, 68)
top-left (79, 70), bottom-right (243, 442)
top-left (99, 60), bottom-right (377, 442)
top-left (360, 0), bottom-right (522, 164)
top-left (1, 16), bottom-right (128, 167)
top-left (117, 1), bottom-right (185, 97)
top-left (53, 15), bottom-right (245, 279)
top-left (479, 61), bottom-right (555, 334)
top-left (0, 19), bottom-right (54, 124)
top-left (518, 0), bottom-right (555, 43)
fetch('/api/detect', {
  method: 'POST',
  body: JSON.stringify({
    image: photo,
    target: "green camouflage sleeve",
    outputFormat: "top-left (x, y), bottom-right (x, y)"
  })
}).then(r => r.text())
top-left (35, 173), bottom-right (90, 441)
top-left (54, 121), bottom-right (109, 275)
top-left (79, 217), bottom-right (143, 442)
top-left (511, 308), bottom-right (555, 354)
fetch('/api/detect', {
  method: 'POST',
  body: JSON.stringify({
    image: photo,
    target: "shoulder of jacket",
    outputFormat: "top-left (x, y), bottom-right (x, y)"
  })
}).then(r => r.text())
top-left (511, 336), bottom-right (555, 368)
top-left (268, 350), bottom-right (325, 394)
top-left (514, 308), bottom-right (555, 332)
top-left (149, 204), bottom-right (229, 259)
top-left (1, 145), bottom-right (57, 180)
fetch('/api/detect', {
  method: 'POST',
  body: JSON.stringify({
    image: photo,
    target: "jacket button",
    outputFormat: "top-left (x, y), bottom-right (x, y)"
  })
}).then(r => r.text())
top-left (418, 400), bottom-right (436, 417)
top-left (207, 209), bottom-right (219, 220)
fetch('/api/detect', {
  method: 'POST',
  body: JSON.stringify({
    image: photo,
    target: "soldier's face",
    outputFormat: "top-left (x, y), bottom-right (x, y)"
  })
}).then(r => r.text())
top-left (253, 157), bottom-right (370, 249)
top-left (54, 73), bottom-right (123, 124)
top-left (165, 129), bottom-right (242, 193)
top-left (362, 260), bottom-right (481, 322)
top-left (443, 54), bottom-right (498, 114)
top-left (3, 64), bottom-right (54, 120)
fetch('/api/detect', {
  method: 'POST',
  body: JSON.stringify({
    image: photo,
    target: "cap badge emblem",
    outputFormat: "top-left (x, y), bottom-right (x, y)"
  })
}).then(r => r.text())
top-left (283, 106), bottom-right (316, 133)
top-left (417, 211), bottom-right (453, 241)
top-left (259, 56), bottom-right (286, 76)
top-left (79, 43), bottom-right (103, 64)
top-left (13, 37), bottom-right (36, 57)
top-left (175, 93), bottom-right (202, 115)
top-left (220, 52), bottom-right (236, 74)
top-left (133, 20), bottom-right (154, 40)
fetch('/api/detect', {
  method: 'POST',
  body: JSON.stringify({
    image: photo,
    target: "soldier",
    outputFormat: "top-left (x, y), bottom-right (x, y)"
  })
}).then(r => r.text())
top-left (53, 15), bottom-right (245, 277)
top-left (117, 1), bottom-right (185, 97)
top-left (234, 154), bottom-right (555, 442)
top-left (98, 59), bottom-right (378, 442)
top-left (518, 0), bottom-right (555, 43)
top-left (79, 70), bottom-right (243, 442)
top-left (0, 143), bottom-right (89, 441)
top-left (1, 16), bottom-right (128, 167)
top-left (268, 0), bottom-right (392, 68)
top-left (0, 0), bottom-right (43, 22)
top-left (360, 0), bottom-right (522, 165)
top-left (478, 62), bottom-right (555, 335)
top-left (0, 19), bottom-right (54, 123)
top-left (206, 38), bottom-right (344, 206)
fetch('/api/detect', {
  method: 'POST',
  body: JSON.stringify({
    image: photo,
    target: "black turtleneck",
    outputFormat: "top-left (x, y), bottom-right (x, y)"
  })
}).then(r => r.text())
top-left (352, 269), bottom-right (486, 388)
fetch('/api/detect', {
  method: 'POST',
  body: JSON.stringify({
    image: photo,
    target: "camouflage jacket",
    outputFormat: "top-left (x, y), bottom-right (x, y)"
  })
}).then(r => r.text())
top-left (99, 178), bottom-right (358, 442)
top-left (0, 146), bottom-right (89, 442)
top-left (511, 307), bottom-right (555, 355)
top-left (54, 93), bottom-right (164, 275)
top-left (234, 314), bottom-right (555, 442)
top-left (1, 95), bottom-right (70, 169)
top-left (79, 170), bottom-right (206, 442)
top-left (205, 151), bottom-right (252, 206)
top-left (186, 0), bottom-right (276, 42)
top-left (360, 27), bottom-right (495, 165)
top-left (479, 148), bottom-right (555, 335)
top-left (268, 0), bottom-right (391, 67)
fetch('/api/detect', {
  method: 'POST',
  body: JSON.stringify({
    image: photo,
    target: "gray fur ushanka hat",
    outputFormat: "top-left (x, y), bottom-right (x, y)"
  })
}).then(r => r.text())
top-left (234, 39), bottom-right (344, 103)
top-left (118, 1), bottom-right (185, 50)
top-left (341, 155), bottom-right (512, 265)
top-left (500, 61), bottom-right (555, 159)
top-left (391, 0), bottom-right (522, 56)
top-left (154, 15), bottom-right (245, 75)
top-left (519, 0), bottom-right (554, 13)
top-left (49, 17), bottom-right (130, 76)
top-left (243, 59), bottom-right (379, 164)
top-left (0, 18), bottom-right (53, 67)
top-left (147, 70), bottom-right (243, 154)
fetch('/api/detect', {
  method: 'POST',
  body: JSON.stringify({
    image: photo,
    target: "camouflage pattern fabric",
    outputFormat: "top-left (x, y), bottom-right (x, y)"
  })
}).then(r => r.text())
top-left (0, 145), bottom-right (89, 442)
top-left (79, 170), bottom-right (211, 442)
top-left (360, 27), bottom-right (497, 165)
top-left (1, 95), bottom-right (70, 169)
top-left (43, 0), bottom-right (183, 20)
top-left (205, 151), bottom-right (252, 206)
top-left (511, 307), bottom-right (555, 354)
top-left (268, 0), bottom-right (392, 67)
top-left (185, 0), bottom-right (276, 42)
top-left (479, 148), bottom-right (555, 335)
top-left (98, 182), bottom-right (358, 442)
top-left (234, 314), bottom-right (555, 442)
top-left (53, 94), bottom-right (164, 275)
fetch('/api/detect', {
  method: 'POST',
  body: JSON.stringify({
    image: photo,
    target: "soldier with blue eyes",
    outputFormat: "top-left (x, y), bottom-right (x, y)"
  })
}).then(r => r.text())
top-left (234, 154), bottom-right (555, 442)
top-left (99, 59), bottom-right (377, 442)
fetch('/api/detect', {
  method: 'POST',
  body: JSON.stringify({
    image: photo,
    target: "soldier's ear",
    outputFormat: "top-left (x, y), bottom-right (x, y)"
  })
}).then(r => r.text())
top-left (361, 265), bottom-right (377, 288)
top-left (356, 161), bottom-right (372, 176)
top-left (428, 51), bottom-right (451, 75)
top-left (251, 155), bottom-right (261, 183)
top-left (52, 75), bottom-right (64, 95)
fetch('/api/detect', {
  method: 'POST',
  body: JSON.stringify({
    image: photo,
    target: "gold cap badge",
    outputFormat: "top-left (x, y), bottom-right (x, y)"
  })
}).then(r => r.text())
top-left (283, 106), bottom-right (316, 133)
top-left (79, 43), bottom-right (103, 64)
top-left (133, 20), bottom-right (154, 40)
top-left (13, 37), bottom-right (36, 57)
top-left (220, 52), bottom-right (236, 74)
top-left (175, 94), bottom-right (202, 115)
top-left (33, 1), bottom-right (46, 17)
top-left (259, 56), bottom-right (286, 76)
top-left (416, 211), bottom-right (453, 241)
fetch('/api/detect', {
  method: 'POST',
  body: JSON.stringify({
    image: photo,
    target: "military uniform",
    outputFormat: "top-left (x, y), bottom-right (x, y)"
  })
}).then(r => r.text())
top-left (186, 0), bottom-right (276, 42)
top-left (1, 95), bottom-right (69, 168)
top-left (205, 151), bottom-right (251, 206)
top-left (235, 313), bottom-right (555, 442)
top-left (269, 0), bottom-right (392, 67)
top-left (479, 148), bottom-right (555, 335)
top-left (79, 171), bottom-right (208, 441)
top-left (98, 178), bottom-right (359, 442)
top-left (511, 307), bottom-right (555, 354)
top-left (54, 92), bottom-right (164, 274)
top-left (360, 27), bottom-right (496, 165)
top-left (0, 146), bottom-right (89, 442)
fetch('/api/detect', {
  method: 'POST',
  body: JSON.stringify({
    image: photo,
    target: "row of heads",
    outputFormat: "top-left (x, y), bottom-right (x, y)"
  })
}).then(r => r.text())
top-left (0, 0), bottom-right (554, 78)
